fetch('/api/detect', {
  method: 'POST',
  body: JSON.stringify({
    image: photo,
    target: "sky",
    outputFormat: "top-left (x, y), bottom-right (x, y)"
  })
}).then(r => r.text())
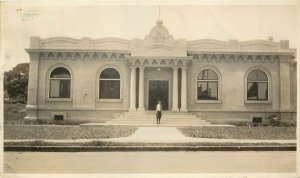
top-left (1, 1), bottom-right (298, 71)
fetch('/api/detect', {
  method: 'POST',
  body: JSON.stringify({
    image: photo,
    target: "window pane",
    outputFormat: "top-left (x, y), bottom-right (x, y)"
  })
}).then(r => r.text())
top-left (197, 70), bottom-right (208, 80)
top-left (247, 70), bottom-right (268, 81)
top-left (99, 80), bottom-right (120, 99)
top-left (197, 82), bottom-right (207, 99)
top-left (247, 71), bottom-right (258, 81)
top-left (197, 81), bottom-right (218, 100)
top-left (208, 82), bottom-right (218, 99)
top-left (198, 69), bottom-right (218, 80)
top-left (247, 82), bottom-right (258, 100)
top-left (50, 67), bottom-right (71, 78)
top-left (257, 71), bottom-right (268, 81)
top-left (100, 68), bottom-right (120, 79)
top-left (207, 70), bottom-right (218, 80)
top-left (247, 82), bottom-right (268, 100)
top-left (50, 80), bottom-right (60, 98)
top-left (258, 83), bottom-right (268, 100)
top-left (60, 80), bottom-right (71, 98)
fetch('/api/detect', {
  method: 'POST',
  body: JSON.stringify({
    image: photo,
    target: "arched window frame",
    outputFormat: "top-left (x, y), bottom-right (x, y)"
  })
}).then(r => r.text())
top-left (96, 65), bottom-right (123, 102)
top-left (245, 66), bottom-right (272, 103)
top-left (46, 64), bottom-right (73, 101)
top-left (195, 66), bottom-right (222, 103)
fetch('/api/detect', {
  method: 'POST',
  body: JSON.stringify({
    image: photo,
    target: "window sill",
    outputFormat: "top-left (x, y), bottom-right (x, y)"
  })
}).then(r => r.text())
top-left (46, 98), bottom-right (72, 102)
top-left (245, 100), bottom-right (272, 104)
top-left (195, 100), bottom-right (222, 104)
top-left (97, 99), bottom-right (123, 103)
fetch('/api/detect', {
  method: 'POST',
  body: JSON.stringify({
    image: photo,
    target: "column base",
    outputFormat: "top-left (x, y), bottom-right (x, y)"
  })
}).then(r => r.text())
top-left (180, 109), bottom-right (188, 112)
top-left (129, 108), bottom-right (137, 112)
top-left (137, 108), bottom-right (145, 112)
top-left (172, 108), bottom-right (179, 112)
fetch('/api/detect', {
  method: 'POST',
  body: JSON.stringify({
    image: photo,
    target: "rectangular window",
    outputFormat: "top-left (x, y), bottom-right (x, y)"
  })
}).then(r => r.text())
top-left (197, 81), bottom-right (218, 100)
top-left (54, 115), bottom-right (64, 121)
top-left (50, 79), bottom-right (70, 98)
top-left (247, 82), bottom-right (268, 100)
top-left (99, 80), bottom-right (120, 99)
top-left (252, 117), bottom-right (262, 123)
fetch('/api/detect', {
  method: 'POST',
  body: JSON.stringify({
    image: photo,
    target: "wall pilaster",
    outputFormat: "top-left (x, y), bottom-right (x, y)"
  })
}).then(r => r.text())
top-left (25, 52), bottom-right (40, 123)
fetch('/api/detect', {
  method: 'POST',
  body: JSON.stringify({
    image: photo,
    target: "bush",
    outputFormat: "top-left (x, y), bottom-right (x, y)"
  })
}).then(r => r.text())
top-left (4, 63), bottom-right (29, 101)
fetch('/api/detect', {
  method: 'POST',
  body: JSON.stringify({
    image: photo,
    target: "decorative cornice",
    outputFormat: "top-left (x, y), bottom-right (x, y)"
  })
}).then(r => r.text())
top-left (128, 58), bottom-right (191, 67)
top-left (28, 51), bottom-right (129, 61)
top-left (189, 54), bottom-right (283, 63)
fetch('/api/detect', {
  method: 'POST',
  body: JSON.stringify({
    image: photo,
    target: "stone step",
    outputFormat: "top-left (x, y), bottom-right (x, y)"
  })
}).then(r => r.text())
top-left (107, 119), bottom-right (207, 123)
top-left (104, 111), bottom-right (211, 126)
top-left (115, 116), bottom-right (201, 121)
top-left (119, 116), bottom-right (198, 119)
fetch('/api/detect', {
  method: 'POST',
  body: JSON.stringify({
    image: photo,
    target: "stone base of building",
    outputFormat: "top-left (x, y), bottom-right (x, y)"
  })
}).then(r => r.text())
top-left (24, 108), bottom-right (296, 125)
top-left (24, 116), bottom-right (38, 124)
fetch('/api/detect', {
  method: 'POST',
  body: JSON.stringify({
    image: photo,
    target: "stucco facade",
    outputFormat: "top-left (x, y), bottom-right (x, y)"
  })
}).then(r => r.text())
top-left (25, 20), bottom-right (297, 124)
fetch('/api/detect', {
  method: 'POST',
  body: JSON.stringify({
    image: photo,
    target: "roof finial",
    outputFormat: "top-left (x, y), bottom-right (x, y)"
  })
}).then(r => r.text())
top-left (159, 6), bottom-right (161, 20)
top-left (156, 6), bottom-right (163, 25)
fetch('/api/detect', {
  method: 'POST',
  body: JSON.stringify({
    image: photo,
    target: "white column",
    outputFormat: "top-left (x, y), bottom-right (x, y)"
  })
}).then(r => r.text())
top-left (129, 66), bottom-right (137, 111)
top-left (138, 66), bottom-right (145, 111)
top-left (181, 67), bottom-right (188, 112)
top-left (172, 67), bottom-right (179, 111)
top-left (25, 52), bottom-right (39, 123)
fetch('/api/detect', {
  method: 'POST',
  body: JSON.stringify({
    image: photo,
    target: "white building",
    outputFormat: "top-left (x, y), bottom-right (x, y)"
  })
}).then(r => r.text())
top-left (25, 20), bottom-right (297, 124)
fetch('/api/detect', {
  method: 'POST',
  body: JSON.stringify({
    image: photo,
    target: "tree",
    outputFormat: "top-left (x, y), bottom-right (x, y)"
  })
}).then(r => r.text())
top-left (4, 63), bottom-right (29, 101)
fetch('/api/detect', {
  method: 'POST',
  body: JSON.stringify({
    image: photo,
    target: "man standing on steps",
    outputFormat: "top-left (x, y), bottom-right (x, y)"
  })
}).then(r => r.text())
top-left (156, 100), bottom-right (162, 124)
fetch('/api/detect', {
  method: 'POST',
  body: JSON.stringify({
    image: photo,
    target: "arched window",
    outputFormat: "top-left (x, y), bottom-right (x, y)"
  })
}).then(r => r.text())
top-left (49, 67), bottom-right (71, 98)
top-left (247, 70), bottom-right (268, 100)
top-left (197, 69), bottom-right (218, 100)
top-left (99, 68), bottom-right (120, 99)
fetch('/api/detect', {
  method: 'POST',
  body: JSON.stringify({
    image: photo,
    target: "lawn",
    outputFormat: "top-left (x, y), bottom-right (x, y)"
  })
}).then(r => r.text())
top-left (4, 125), bottom-right (137, 140)
top-left (179, 126), bottom-right (296, 140)
top-left (4, 102), bottom-right (26, 124)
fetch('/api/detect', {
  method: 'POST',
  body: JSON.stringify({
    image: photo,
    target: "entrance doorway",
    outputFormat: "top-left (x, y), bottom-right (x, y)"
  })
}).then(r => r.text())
top-left (148, 80), bottom-right (169, 110)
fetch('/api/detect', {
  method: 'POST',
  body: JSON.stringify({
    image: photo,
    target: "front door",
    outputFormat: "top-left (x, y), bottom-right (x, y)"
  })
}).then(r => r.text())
top-left (148, 80), bottom-right (169, 110)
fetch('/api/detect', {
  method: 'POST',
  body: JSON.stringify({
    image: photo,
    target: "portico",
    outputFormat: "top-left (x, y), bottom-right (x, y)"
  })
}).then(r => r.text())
top-left (128, 56), bottom-right (191, 112)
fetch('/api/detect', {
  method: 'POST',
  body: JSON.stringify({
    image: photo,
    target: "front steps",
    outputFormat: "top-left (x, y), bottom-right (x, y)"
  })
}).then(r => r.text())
top-left (104, 111), bottom-right (211, 126)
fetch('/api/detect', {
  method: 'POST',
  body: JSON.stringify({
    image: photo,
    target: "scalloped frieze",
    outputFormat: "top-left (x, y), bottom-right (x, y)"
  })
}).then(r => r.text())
top-left (192, 54), bottom-right (279, 63)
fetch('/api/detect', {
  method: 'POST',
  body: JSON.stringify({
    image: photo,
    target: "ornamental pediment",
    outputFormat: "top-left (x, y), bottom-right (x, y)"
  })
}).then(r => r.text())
top-left (130, 20), bottom-right (187, 57)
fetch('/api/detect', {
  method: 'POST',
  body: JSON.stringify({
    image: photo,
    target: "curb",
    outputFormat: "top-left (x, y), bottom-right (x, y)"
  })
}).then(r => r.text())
top-left (4, 145), bottom-right (296, 152)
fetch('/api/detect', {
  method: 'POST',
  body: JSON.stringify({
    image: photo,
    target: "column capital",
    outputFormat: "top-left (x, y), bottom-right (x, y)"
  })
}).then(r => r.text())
top-left (130, 65), bottom-right (137, 69)
top-left (181, 66), bottom-right (188, 69)
top-left (172, 66), bottom-right (179, 69)
top-left (138, 65), bottom-right (145, 69)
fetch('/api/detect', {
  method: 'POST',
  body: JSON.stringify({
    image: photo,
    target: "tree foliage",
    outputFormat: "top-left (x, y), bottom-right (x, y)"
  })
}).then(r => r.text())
top-left (4, 63), bottom-right (29, 101)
